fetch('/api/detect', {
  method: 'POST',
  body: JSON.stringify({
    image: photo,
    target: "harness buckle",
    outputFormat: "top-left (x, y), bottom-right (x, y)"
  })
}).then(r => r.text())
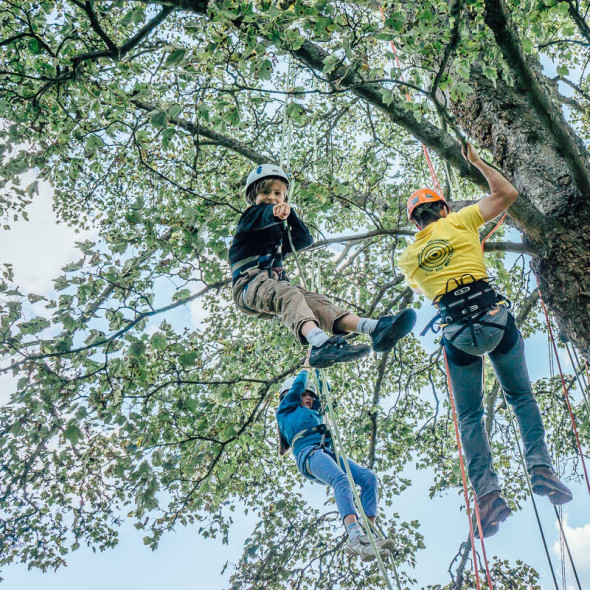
top-left (462, 304), bottom-right (479, 315)
top-left (454, 286), bottom-right (471, 296)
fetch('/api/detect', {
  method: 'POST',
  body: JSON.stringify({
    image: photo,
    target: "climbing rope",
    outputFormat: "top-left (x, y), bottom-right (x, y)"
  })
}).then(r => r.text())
top-left (480, 213), bottom-right (507, 252)
top-left (313, 369), bottom-right (402, 590)
top-left (553, 505), bottom-right (583, 590)
top-left (377, 5), bottom-right (443, 197)
top-left (373, 12), bottom-right (496, 582)
top-left (501, 388), bottom-right (561, 589)
top-left (564, 342), bottom-right (590, 418)
top-left (279, 56), bottom-right (401, 590)
top-left (539, 295), bottom-right (590, 496)
top-left (443, 350), bottom-right (492, 590)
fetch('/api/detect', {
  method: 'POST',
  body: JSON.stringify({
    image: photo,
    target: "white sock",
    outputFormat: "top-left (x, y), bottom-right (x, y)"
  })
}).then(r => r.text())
top-left (357, 318), bottom-right (379, 336)
top-left (306, 327), bottom-right (330, 347)
top-left (346, 522), bottom-right (363, 541)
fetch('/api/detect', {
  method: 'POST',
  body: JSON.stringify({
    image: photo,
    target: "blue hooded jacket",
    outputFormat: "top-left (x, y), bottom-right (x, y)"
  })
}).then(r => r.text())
top-left (275, 369), bottom-right (332, 476)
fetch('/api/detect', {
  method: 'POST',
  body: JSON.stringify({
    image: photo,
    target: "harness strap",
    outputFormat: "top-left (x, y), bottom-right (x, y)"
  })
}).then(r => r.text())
top-left (422, 278), bottom-right (510, 345)
top-left (291, 423), bottom-right (331, 448)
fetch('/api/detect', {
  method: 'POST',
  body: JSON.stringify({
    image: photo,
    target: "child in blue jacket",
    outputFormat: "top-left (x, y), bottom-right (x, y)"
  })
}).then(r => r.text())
top-left (275, 352), bottom-right (395, 561)
top-left (229, 163), bottom-right (416, 369)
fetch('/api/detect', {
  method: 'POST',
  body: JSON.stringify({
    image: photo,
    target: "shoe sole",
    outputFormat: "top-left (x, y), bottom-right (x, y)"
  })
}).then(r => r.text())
top-left (344, 548), bottom-right (376, 562)
top-left (372, 309), bottom-right (417, 353)
top-left (309, 344), bottom-right (371, 369)
top-left (532, 482), bottom-right (573, 505)
top-left (474, 504), bottom-right (512, 539)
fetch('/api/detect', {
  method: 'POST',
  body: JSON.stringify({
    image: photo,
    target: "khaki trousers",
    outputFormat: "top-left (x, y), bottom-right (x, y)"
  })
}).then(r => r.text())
top-left (232, 268), bottom-right (349, 344)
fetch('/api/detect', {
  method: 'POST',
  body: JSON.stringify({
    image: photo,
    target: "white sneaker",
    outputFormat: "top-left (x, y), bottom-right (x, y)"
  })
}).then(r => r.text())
top-left (344, 534), bottom-right (391, 562)
top-left (376, 537), bottom-right (396, 556)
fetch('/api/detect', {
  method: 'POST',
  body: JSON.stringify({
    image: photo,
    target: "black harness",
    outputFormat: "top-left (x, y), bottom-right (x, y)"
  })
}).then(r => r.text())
top-left (421, 276), bottom-right (510, 346)
top-left (292, 423), bottom-right (332, 448)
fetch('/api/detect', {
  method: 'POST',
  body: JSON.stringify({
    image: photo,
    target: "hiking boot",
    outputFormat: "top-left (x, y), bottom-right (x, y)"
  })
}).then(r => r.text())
top-left (371, 309), bottom-right (417, 353)
top-left (344, 534), bottom-right (391, 562)
top-left (530, 466), bottom-right (573, 505)
top-left (309, 335), bottom-right (370, 369)
top-left (474, 491), bottom-right (512, 539)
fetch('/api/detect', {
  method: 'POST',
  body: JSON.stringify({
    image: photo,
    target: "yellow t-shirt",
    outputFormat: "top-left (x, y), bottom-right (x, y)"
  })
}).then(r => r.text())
top-left (399, 204), bottom-right (487, 301)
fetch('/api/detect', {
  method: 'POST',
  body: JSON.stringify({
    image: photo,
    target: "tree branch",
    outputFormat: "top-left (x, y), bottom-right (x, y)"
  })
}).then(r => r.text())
top-left (0, 279), bottom-right (228, 374)
top-left (483, 0), bottom-right (590, 198)
top-left (71, 5), bottom-right (174, 67)
top-left (563, 0), bottom-right (590, 43)
top-left (430, 0), bottom-right (464, 96)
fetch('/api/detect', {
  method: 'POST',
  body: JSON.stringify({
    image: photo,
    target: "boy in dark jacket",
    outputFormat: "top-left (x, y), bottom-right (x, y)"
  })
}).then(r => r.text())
top-left (229, 164), bottom-right (416, 368)
top-left (276, 354), bottom-right (395, 561)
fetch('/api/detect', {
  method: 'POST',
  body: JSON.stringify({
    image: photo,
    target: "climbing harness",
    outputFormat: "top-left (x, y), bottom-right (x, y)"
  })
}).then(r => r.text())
top-left (231, 253), bottom-right (285, 283)
top-left (420, 276), bottom-right (509, 348)
top-left (292, 423), bottom-right (331, 449)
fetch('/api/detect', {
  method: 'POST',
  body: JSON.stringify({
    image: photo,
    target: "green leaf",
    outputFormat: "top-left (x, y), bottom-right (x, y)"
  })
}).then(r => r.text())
top-left (165, 48), bottom-right (186, 66)
top-left (178, 351), bottom-right (198, 366)
top-left (19, 317), bottom-right (50, 335)
top-left (172, 288), bottom-right (191, 302)
top-left (151, 333), bottom-right (167, 351)
top-left (64, 422), bottom-right (83, 446)
top-left (150, 110), bottom-right (167, 128)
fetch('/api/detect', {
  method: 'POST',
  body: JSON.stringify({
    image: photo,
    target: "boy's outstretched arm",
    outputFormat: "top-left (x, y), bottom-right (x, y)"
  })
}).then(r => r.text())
top-left (277, 369), bottom-right (309, 415)
top-left (236, 204), bottom-right (286, 233)
top-left (284, 208), bottom-right (313, 252)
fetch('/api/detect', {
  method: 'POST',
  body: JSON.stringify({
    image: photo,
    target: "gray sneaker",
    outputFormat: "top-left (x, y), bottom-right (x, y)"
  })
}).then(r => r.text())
top-left (344, 534), bottom-right (390, 562)
top-left (376, 537), bottom-right (396, 556)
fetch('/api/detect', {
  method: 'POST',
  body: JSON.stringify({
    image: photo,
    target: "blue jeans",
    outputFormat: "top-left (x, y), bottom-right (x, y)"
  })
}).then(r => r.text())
top-left (443, 307), bottom-right (552, 498)
top-left (305, 447), bottom-right (378, 520)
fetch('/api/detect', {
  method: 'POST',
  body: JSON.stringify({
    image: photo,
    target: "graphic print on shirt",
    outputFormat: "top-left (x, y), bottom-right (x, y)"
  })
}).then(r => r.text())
top-left (418, 239), bottom-right (454, 273)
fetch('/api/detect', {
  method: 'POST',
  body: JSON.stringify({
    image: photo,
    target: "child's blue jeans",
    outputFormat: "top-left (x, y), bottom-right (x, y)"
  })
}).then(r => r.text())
top-left (304, 447), bottom-right (378, 521)
top-left (443, 307), bottom-right (553, 498)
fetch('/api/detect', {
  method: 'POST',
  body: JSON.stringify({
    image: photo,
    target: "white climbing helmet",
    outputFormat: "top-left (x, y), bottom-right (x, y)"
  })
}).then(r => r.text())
top-left (245, 164), bottom-right (289, 203)
top-left (279, 375), bottom-right (317, 400)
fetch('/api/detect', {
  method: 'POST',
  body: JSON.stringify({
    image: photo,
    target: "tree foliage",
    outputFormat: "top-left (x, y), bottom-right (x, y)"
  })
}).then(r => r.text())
top-left (1, 0), bottom-right (589, 587)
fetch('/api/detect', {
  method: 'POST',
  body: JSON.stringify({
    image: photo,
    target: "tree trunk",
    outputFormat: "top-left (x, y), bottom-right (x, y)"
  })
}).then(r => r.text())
top-left (450, 69), bottom-right (590, 357)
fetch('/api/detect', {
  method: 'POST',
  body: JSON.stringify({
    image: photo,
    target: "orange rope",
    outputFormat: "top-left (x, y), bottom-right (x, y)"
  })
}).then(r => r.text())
top-left (480, 213), bottom-right (507, 252)
top-left (443, 349), bottom-right (486, 590)
top-left (539, 295), bottom-right (590, 496)
top-left (378, 6), bottom-right (443, 197)
top-left (377, 6), bottom-right (493, 586)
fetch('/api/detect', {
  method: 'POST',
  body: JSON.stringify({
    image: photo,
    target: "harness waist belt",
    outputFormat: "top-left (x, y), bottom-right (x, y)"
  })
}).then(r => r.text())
top-left (230, 254), bottom-right (262, 274)
top-left (231, 254), bottom-right (283, 281)
top-left (436, 279), bottom-right (501, 324)
top-left (291, 424), bottom-right (331, 448)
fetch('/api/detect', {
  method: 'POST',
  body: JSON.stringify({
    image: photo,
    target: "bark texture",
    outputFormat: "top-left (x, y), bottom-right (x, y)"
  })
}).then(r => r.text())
top-left (451, 69), bottom-right (590, 356)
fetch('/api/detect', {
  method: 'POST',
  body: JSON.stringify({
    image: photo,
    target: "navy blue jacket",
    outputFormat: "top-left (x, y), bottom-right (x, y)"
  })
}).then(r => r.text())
top-left (276, 370), bottom-right (331, 474)
top-left (228, 204), bottom-right (313, 267)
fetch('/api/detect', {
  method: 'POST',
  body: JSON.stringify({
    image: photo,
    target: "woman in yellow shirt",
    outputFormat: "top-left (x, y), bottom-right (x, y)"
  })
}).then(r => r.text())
top-left (399, 145), bottom-right (572, 538)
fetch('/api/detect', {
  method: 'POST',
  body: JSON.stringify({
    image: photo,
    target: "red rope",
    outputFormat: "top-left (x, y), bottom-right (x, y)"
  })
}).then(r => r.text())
top-left (480, 213), bottom-right (507, 252)
top-left (378, 6), bottom-right (443, 196)
top-left (377, 7), bottom-right (493, 585)
top-left (539, 295), bottom-right (590, 496)
top-left (443, 349), bottom-right (487, 590)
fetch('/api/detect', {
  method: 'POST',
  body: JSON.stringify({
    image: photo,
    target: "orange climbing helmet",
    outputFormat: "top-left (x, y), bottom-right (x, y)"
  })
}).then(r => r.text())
top-left (406, 188), bottom-right (449, 222)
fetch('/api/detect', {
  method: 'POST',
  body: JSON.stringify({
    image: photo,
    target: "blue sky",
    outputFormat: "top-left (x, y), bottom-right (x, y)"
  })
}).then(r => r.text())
top-left (1, 182), bottom-right (589, 590)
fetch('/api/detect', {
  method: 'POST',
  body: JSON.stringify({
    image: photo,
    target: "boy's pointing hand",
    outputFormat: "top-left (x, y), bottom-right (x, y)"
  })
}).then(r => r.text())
top-left (273, 202), bottom-right (291, 220)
